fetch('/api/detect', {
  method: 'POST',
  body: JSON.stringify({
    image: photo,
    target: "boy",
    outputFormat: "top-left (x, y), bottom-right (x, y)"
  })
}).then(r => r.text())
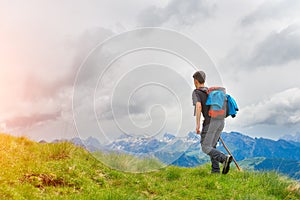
top-left (192, 71), bottom-right (232, 174)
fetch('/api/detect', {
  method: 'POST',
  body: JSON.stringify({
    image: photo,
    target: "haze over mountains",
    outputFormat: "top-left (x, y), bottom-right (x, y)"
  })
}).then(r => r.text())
top-left (280, 133), bottom-right (300, 143)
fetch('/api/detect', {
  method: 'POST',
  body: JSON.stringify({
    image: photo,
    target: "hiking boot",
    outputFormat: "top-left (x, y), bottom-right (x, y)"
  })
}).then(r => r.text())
top-left (222, 155), bottom-right (233, 174)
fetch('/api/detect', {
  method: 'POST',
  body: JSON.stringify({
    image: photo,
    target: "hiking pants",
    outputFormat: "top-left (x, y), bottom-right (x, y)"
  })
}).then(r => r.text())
top-left (200, 119), bottom-right (227, 172)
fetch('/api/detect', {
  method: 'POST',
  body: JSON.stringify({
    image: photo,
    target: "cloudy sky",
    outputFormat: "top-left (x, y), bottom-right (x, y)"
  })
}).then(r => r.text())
top-left (1, 0), bottom-right (300, 142)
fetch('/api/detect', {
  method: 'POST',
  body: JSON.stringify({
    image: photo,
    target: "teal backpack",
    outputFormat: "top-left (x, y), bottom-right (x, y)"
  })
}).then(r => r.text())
top-left (206, 87), bottom-right (238, 119)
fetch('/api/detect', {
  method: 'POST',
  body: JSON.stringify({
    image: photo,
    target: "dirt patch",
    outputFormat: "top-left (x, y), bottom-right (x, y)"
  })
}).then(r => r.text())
top-left (21, 173), bottom-right (71, 188)
top-left (287, 183), bottom-right (300, 195)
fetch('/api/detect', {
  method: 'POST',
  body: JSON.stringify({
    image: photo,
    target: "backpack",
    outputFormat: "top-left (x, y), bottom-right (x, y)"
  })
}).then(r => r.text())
top-left (205, 87), bottom-right (238, 119)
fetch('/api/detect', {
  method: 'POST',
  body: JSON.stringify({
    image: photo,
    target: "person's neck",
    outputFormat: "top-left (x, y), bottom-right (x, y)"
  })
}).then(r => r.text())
top-left (196, 83), bottom-right (205, 89)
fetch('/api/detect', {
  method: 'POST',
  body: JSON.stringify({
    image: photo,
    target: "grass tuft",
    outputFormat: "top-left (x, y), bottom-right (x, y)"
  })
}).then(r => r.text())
top-left (45, 142), bottom-right (76, 160)
top-left (93, 151), bottom-right (165, 173)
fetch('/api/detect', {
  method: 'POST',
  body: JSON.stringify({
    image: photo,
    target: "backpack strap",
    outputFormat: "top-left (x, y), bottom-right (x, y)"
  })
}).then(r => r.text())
top-left (208, 87), bottom-right (226, 94)
top-left (196, 87), bottom-right (208, 95)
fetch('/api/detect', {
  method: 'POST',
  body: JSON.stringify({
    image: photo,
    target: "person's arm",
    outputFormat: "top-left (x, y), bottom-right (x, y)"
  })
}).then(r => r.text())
top-left (195, 102), bottom-right (202, 134)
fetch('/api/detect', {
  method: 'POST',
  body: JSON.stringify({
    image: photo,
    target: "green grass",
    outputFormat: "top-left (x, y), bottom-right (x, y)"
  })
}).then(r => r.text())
top-left (93, 151), bottom-right (166, 173)
top-left (0, 133), bottom-right (300, 199)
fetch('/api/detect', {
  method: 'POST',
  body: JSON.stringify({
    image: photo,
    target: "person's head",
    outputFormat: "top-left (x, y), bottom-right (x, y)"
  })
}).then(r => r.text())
top-left (193, 71), bottom-right (206, 87)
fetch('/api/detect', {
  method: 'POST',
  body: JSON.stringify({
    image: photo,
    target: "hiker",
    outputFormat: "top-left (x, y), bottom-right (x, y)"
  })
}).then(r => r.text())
top-left (192, 71), bottom-right (233, 174)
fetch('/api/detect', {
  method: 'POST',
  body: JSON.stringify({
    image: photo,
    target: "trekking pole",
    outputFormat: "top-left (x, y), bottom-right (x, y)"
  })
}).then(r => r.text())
top-left (219, 137), bottom-right (242, 171)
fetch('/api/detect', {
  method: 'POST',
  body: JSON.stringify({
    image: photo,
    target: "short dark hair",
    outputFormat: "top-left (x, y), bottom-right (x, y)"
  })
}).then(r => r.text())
top-left (193, 71), bottom-right (206, 84)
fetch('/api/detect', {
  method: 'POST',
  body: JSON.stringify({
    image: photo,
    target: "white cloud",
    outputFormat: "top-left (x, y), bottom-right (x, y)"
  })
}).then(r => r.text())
top-left (246, 24), bottom-right (300, 67)
top-left (137, 0), bottom-right (215, 27)
top-left (0, 26), bottom-right (113, 132)
top-left (236, 88), bottom-right (300, 127)
top-left (241, 0), bottom-right (300, 26)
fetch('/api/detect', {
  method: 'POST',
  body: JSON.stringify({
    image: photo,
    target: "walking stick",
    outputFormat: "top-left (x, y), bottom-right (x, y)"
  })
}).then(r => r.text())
top-left (219, 137), bottom-right (242, 171)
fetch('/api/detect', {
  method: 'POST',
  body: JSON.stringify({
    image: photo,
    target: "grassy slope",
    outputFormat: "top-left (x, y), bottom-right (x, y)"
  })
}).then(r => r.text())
top-left (0, 133), bottom-right (300, 200)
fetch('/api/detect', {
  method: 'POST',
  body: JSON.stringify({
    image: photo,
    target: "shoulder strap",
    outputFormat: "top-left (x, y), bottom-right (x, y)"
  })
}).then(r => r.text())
top-left (208, 87), bottom-right (226, 94)
top-left (196, 87), bottom-right (208, 95)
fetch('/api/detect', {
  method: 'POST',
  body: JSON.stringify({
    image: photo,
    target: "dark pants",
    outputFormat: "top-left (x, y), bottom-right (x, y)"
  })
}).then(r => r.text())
top-left (200, 119), bottom-right (226, 173)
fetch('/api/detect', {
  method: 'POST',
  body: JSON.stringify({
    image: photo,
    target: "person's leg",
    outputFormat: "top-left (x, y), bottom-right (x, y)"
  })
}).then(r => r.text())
top-left (213, 121), bottom-right (233, 174)
top-left (200, 126), bottom-right (218, 173)
top-left (202, 119), bottom-right (226, 163)
top-left (210, 120), bottom-right (225, 172)
top-left (210, 143), bottom-right (220, 173)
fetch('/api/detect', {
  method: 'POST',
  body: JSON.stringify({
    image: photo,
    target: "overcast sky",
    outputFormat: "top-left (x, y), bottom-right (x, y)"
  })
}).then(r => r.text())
top-left (1, 0), bottom-right (300, 142)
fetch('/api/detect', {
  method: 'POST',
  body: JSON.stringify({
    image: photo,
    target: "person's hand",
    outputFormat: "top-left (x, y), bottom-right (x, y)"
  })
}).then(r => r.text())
top-left (196, 125), bottom-right (200, 134)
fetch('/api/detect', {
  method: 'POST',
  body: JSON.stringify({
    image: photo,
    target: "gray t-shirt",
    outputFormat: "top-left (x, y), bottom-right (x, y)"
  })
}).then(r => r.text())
top-left (192, 87), bottom-right (210, 128)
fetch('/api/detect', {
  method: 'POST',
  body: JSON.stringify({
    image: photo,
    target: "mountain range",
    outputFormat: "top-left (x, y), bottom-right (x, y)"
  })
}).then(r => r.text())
top-left (50, 132), bottom-right (300, 180)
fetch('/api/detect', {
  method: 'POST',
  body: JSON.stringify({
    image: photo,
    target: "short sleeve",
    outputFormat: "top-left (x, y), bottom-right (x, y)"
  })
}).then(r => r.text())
top-left (192, 90), bottom-right (201, 106)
